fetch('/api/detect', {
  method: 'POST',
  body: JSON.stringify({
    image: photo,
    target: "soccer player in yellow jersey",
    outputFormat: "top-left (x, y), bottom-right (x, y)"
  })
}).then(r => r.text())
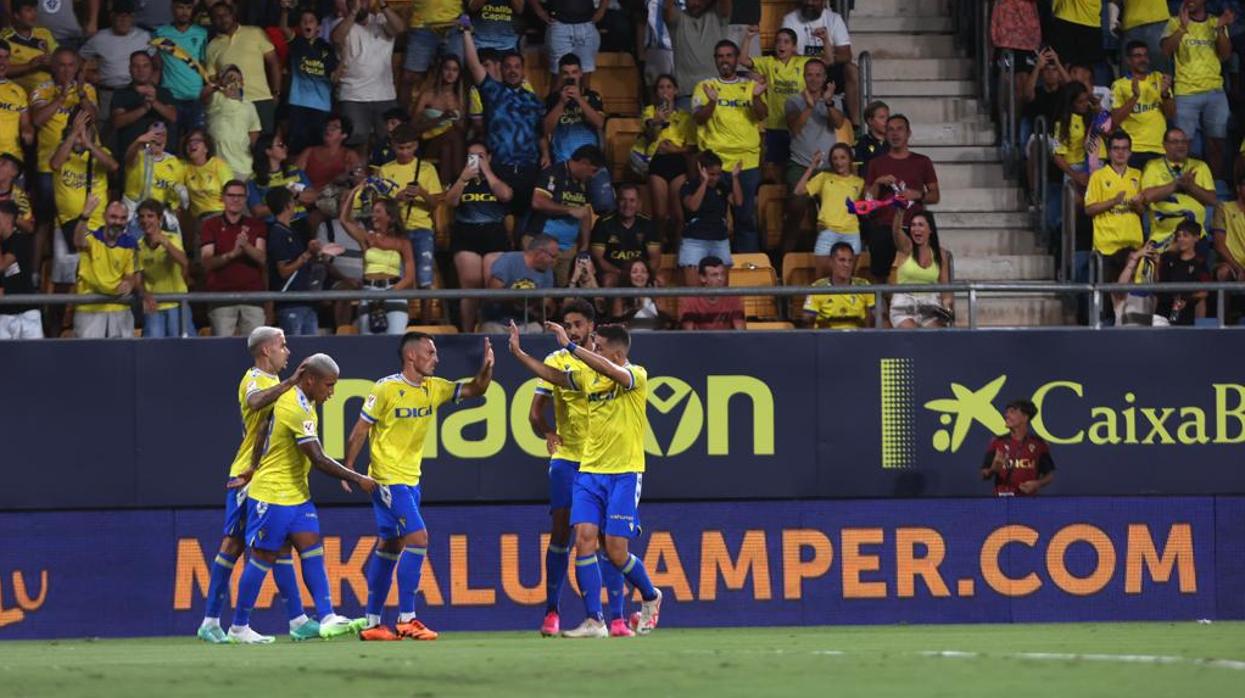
top-left (345, 331), bottom-right (495, 641)
top-left (693, 39), bottom-right (766, 253)
top-left (227, 353), bottom-right (379, 644)
top-left (508, 321), bottom-right (663, 639)
top-left (196, 326), bottom-right (316, 644)
top-left (527, 300), bottom-right (630, 637)
top-left (0, 41), bottom-right (35, 163)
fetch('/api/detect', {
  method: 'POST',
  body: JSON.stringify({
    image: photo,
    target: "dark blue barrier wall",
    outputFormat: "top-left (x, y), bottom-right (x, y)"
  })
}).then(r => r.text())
top-left (0, 497), bottom-right (1239, 638)
top-left (2, 331), bottom-right (1243, 510)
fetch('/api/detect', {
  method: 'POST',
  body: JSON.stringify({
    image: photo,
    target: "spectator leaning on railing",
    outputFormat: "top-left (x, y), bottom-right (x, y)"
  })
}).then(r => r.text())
top-left (888, 208), bottom-right (953, 329)
top-left (135, 199), bottom-right (191, 338)
top-left (1111, 220), bottom-right (1209, 326)
top-left (72, 195), bottom-right (139, 339)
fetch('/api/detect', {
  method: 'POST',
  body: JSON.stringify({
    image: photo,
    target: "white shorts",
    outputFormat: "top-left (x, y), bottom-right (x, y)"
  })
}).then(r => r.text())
top-left (52, 225), bottom-right (80, 285)
top-left (889, 292), bottom-right (952, 327)
top-left (0, 309), bottom-right (44, 339)
top-left (74, 309), bottom-right (135, 339)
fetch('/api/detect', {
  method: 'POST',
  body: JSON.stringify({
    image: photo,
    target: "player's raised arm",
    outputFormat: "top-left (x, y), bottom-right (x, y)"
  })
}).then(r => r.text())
top-left (543, 321), bottom-right (634, 389)
top-left (297, 438), bottom-right (378, 494)
top-left (458, 338), bottom-right (495, 399)
top-left (246, 358), bottom-right (308, 411)
top-left (508, 321), bottom-right (571, 387)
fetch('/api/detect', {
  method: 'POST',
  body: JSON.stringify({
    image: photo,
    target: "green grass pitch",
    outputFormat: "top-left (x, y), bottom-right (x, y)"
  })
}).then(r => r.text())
top-left (2, 623), bottom-right (1242, 697)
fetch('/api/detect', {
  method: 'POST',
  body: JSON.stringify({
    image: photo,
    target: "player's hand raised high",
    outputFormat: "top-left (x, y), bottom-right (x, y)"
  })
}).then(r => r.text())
top-left (543, 320), bottom-right (570, 347)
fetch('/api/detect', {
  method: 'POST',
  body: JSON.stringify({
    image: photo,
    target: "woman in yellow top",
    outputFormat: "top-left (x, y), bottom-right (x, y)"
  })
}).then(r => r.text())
top-left (1052, 82), bottom-right (1106, 191)
top-left (182, 129), bottom-right (234, 219)
top-left (123, 121), bottom-right (187, 229)
top-left (793, 143), bottom-right (864, 279)
top-left (411, 54), bottom-right (467, 185)
top-left (341, 183), bottom-right (416, 335)
top-left (135, 199), bottom-right (192, 338)
top-left (889, 208), bottom-right (954, 329)
top-left (634, 75), bottom-right (696, 247)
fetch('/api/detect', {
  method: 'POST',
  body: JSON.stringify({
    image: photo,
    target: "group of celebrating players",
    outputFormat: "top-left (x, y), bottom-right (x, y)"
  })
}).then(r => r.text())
top-left (197, 306), bottom-right (661, 643)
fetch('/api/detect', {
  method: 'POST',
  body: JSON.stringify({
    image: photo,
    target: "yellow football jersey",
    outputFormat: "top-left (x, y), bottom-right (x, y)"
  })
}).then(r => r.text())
top-left (408, 0), bottom-right (461, 28)
top-left (124, 153), bottom-right (187, 209)
top-left (692, 77), bottom-right (763, 170)
top-left (751, 55), bottom-right (810, 131)
top-left (30, 81), bottom-right (97, 173)
top-left (0, 27), bottom-right (57, 95)
top-left (377, 159), bottom-right (442, 231)
top-left (806, 171), bottom-right (864, 233)
top-left (635, 105), bottom-right (696, 159)
top-left (76, 230), bottom-right (137, 312)
top-left (1140, 157), bottom-right (1214, 244)
top-left (803, 277), bottom-right (875, 329)
top-left (249, 386), bottom-right (320, 506)
top-left (184, 156), bottom-right (233, 217)
top-left (1086, 165), bottom-right (1145, 255)
top-left (568, 363), bottom-right (649, 475)
top-left (228, 368), bottom-right (281, 478)
top-left (361, 373), bottom-right (461, 486)
top-left (137, 233), bottom-right (188, 311)
top-left (534, 348), bottom-right (592, 462)
top-left (0, 80), bottom-right (28, 161)
top-left (1163, 17), bottom-right (1225, 96)
top-left (53, 146), bottom-right (112, 229)
top-left (1110, 73), bottom-right (1167, 155)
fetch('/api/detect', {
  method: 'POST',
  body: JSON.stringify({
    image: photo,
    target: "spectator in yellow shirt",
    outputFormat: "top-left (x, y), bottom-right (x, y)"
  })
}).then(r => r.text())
top-left (793, 143), bottom-right (863, 278)
top-left (1, 0), bottom-right (57, 95)
top-left (1110, 41), bottom-right (1174, 170)
top-left (1139, 127), bottom-right (1217, 246)
top-left (1119, 0), bottom-right (1175, 75)
top-left (1085, 131), bottom-right (1146, 286)
top-left (135, 199), bottom-right (192, 338)
top-left (801, 242), bottom-right (875, 329)
top-left (1211, 178), bottom-right (1245, 283)
top-left (1161, 0), bottom-right (1234, 181)
top-left (206, 1), bottom-right (281, 135)
top-left (72, 194), bottom-right (139, 339)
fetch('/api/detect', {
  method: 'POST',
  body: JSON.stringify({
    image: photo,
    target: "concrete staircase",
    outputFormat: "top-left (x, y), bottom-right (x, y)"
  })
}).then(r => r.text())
top-left (851, 0), bottom-right (1066, 326)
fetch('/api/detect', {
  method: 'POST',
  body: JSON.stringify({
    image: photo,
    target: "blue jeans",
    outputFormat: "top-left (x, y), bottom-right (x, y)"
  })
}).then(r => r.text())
top-left (678, 238), bottom-right (732, 268)
top-left (733, 167), bottom-right (762, 253)
top-left (546, 21), bottom-right (601, 73)
top-left (277, 305), bottom-right (319, 336)
top-left (1175, 90), bottom-right (1230, 150)
top-left (143, 307), bottom-right (193, 338)
top-left (172, 98), bottom-right (204, 133)
top-left (409, 228), bottom-right (435, 288)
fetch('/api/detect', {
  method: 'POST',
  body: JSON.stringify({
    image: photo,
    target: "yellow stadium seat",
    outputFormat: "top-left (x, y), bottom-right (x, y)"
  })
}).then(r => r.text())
top-left (335, 324), bottom-right (359, 335)
top-left (733, 252), bottom-right (774, 272)
top-left (604, 117), bottom-right (644, 181)
top-left (761, 1), bottom-right (800, 51)
top-left (594, 52), bottom-right (641, 116)
top-left (197, 327), bottom-right (213, 337)
top-left (756, 185), bottom-right (786, 251)
top-left (405, 324), bottom-right (459, 335)
top-left (656, 253), bottom-right (681, 317)
top-left (746, 321), bottom-right (795, 330)
top-left (782, 252), bottom-right (818, 319)
top-left (524, 49), bottom-right (551, 98)
top-left (729, 265), bottom-right (780, 320)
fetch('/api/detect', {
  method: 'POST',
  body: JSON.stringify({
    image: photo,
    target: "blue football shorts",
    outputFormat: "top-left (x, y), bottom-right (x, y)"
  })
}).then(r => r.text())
top-left (245, 499), bottom-right (320, 551)
top-left (548, 458), bottom-right (580, 512)
top-left (371, 483), bottom-right (428, 540)
top-left (222, 483), bottom-right (248, 538)
top-left (570, 471), bottom-right (643, 539)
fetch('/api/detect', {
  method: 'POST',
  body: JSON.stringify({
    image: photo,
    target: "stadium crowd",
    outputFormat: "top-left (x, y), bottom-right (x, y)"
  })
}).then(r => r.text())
top-left (0, 0), bottom-right (1242, 339)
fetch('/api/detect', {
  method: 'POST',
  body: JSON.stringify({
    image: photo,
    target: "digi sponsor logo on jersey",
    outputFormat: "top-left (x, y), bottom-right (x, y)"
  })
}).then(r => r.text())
top-left (320, 374), bottom-right (775, 460)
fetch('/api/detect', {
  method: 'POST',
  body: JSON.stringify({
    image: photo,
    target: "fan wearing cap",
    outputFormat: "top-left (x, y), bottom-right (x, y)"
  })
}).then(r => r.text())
top-left (980, 399), bottom-right (1056, 497)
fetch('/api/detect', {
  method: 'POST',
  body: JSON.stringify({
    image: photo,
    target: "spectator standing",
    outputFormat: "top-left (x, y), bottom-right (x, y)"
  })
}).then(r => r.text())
top-left (180, 129), bottom-right (232, 246)
top-left (26, 0), bottom-right (98, 48)
top-left (727, 0), bottom-right (761, 57)
top-left (990, 0), bottom-right (1041, 113)
top-left (634, 74), bottom-right (694, 246)
top-left (780, 0), bottom-right (858, 125)
top-left (332, 0), bottom-right (403, 152)
top-left (864, 114), bottom-right (940, 283)
top-left (801, 241), bottom-right (875, 329)
top-left (294, 115), bottom-right (364, 192)
top-left (49, 110), bottom-right (117, 297)
top-left (153, 0), bottom-right (209, 132)
top-left (1051, 81), bottom-right (1103, 193)
top-left (1085, 131), bottom-right (1145, 285)
top-left (529, 144), bottom-right (605, 285)
top-left (376, 125), bottom-right (442, 313)
top-left (532, 0), bottom-right (608, 86)
top-left (468, 0), bottom-right (524, 52)
top-left (72, 196), bottom-right (138, 339)
top-left (132, 0), bottom-right (173, 31)
top-left (1152, 220), bottom-right (1210, 325)
top-left (111, 50), bottom-right (178, 162)
top-left (445, 140), bottom-right (514, 332)
top-left (203, 65), bottom-right (262, 179)
top-left (889, 208), bottom-right (953, 329)
top-left (666, 0), bottom-right (732, 110)
top-left (247, 133), bottom-right (317, 230)
top-left (1140, 127), bottom-right (1216, 245)
top-left (340, 184), bottom-right (416, 334)
top-left (1211, 178), bottom-right (1245, 283)
top-left (590, 183), bottom-right (661, 287)
top-left (134, 199), bottom-right (191, 337)
top-left (853, 100), bottom-right (889, 171)
top-left (643, 0), bottom-right (674, 85)
top-left (980, 400), bottom-right (1055, 496)
top-left (693, 39), bottom-right (766, 253)
top-left (679, 150), bottom-right (741, 286)
top-left (0, 201), bottom-right (42, 339)
top-left (123, 122), bottom-right (187, 224)
top-left (0, 153), bottom-right (34, 233)
top-left (612, 258), bottom-right (669, 329)
top-left (784, 58), bottom-right (847, 256)
top-left (1110, 41), bottom-right (1174, 170)
top-left (411, 55), bottom-right (467, 185)
top-left (2, 0), bottom-right (57, 95)
top-left (206, 1), bottom-right (281, 135)
top-left (741, 27), bottom-right (828, 175)
top-left (80, 1), bottom-right (152, 133)
top-left (543, 53), bottom-right (611, 212)
top-left (1120, 0), bottom-right (1175, 75)
top-left (0, 40), bottom-right (35, 164)
top-left (463, 24), bottom-right (545, 219)
top-left (466, 48), bottom-right (535, 140)
top-left (402, 0), bottom-right (466, 108)
top-left (794, 145), bottom-right (863, 275)
top-left (200, 179), bottom-right (268, 336)
top-left (1161, 0), bottom-right (1234, 182)
top-left (678, 255), bottom-right (745, 330)
top-left (479, 234), bottom-right (559, 333)
top-left (287, 8), bottom-right (339, 155)
top-left (265, 187), bottom-right (322, 336)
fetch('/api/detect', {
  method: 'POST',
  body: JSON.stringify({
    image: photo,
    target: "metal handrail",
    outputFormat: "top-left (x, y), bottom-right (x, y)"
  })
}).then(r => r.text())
top-left (858, 50), bottom-right (872, 126)
top-left (1061, 178), bottom-right (1078, 282)
top-left (1000, 48), bottom-right (1017, 177)
top-left (1032, 115), bottom-right (1049, 247)
top-left (978, 0), bottom-right (991, 115)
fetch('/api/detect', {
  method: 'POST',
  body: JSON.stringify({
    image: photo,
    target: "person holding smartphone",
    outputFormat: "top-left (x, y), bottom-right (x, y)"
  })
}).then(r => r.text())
top-left (445, 141), bottom-right (514, 332)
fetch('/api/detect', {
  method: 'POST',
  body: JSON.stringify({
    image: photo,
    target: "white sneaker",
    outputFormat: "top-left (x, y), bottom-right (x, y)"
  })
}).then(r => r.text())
top-left (317, 614), bottom-right (357, 638)
top-left (561, 617), bottom-right (608, 639)
top-left (227, 625), bottom-right (275, 644)
top-left (635, 588), bottom-right (662, 635)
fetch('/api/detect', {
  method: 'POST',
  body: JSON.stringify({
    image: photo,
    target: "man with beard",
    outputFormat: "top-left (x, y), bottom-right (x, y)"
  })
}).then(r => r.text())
top-left (71, 194), bottom-right (139, 338)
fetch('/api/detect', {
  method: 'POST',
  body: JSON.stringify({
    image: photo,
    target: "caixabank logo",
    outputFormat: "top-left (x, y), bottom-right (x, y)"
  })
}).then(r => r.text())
top-left (880, 358), bottom-right (1245, 468)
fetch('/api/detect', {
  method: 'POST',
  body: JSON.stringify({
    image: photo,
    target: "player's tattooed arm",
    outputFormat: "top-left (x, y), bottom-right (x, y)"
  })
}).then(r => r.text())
top-left (297, 439), bottom-right (378, 494)
top-left (459, 338), bottom-right (495, 399)
top-left (508, 321), bottom-right (571, 387)
top-left (245, 359), bottom-right (309, 411)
